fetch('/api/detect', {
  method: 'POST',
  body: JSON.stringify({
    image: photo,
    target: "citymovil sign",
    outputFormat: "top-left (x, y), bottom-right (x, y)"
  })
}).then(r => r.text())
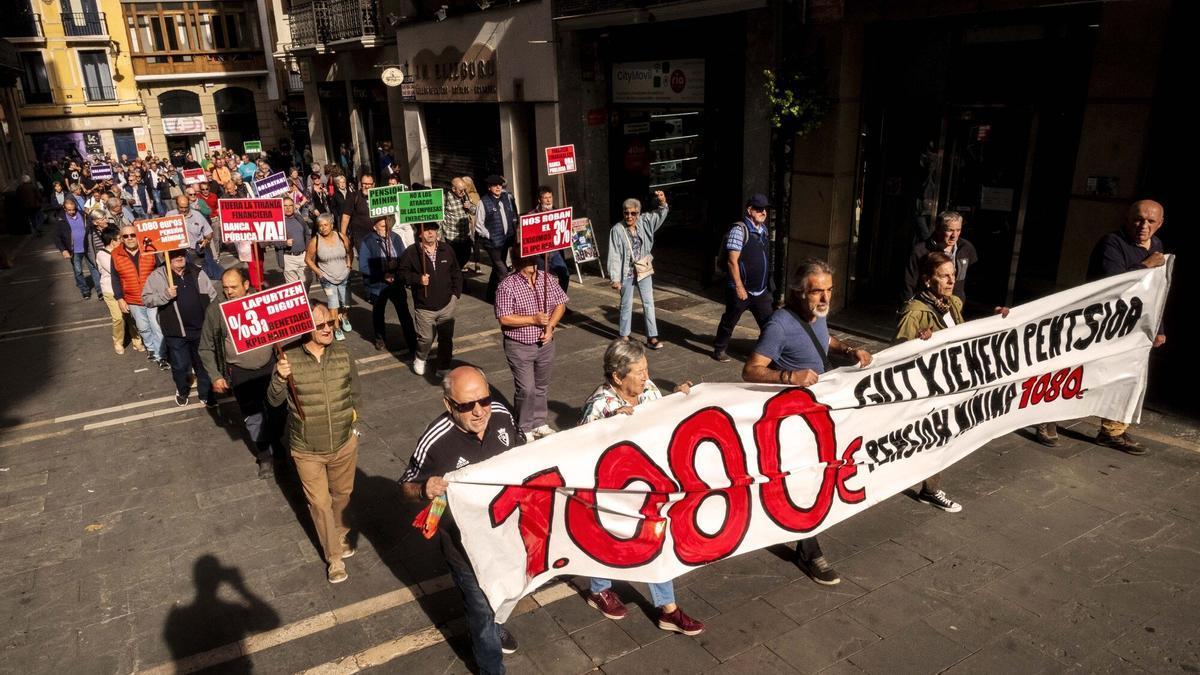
top-left (407, 45), bottom-right (498, 102)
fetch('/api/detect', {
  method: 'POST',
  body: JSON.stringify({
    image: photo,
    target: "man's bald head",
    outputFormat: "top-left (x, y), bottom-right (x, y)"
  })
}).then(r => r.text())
top-left (1125, 199), bottom-right (1165, 249)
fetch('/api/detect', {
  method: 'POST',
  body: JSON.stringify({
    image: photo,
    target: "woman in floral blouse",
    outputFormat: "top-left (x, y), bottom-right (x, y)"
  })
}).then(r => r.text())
top-left (576, 338), bottom-right (704, 635)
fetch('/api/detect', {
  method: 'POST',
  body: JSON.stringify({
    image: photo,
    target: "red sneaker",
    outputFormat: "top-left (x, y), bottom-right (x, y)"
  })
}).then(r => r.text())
top-left (586, 589), bottom-right (628, 620)
top-left (658, 607), bottom-right (705, 635)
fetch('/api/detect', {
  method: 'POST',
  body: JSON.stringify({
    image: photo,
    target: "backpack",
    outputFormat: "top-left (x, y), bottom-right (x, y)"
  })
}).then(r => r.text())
top-left (713, 221), bottom-right (748, 279)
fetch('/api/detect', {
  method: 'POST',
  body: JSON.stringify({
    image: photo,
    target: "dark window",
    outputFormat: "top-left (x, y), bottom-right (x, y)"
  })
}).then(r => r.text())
top-left (158, 89), bottom-right (202, 116)
top-left (19, 52), bottom-right (52, 104)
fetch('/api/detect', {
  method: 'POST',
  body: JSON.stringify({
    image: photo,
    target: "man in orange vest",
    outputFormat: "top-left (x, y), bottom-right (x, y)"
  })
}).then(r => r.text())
top-left (110, 222), bottom-right (168, 369)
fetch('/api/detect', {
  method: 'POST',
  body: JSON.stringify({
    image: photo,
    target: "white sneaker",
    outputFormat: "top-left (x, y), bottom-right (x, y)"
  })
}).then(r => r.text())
top-left (522, 430), bottom-right (538, 444)
top-left (532, 424), bottom-right (556, 439)
top-left (412, 357), bottom-right (426, 375)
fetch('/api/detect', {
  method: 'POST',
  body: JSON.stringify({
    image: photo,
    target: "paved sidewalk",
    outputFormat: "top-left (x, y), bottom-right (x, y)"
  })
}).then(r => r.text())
top-left (0, 235), bottom-right (1197, 674)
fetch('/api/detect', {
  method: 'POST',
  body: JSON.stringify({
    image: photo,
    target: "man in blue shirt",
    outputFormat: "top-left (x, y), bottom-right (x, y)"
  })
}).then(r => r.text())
top-left (713, 193), bottom-right (774, 362)
top-left (742, 258), bottom-right (872, 585)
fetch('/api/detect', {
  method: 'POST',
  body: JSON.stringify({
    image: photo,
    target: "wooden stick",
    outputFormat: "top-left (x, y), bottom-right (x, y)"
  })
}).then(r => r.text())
top-left (542, 252), bottom-right (549, 314)
top-left (163, 252), bottom-right (174, 290)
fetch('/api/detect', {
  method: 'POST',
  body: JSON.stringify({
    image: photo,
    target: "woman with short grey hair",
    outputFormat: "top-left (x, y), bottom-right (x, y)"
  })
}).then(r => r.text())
top-left (606, 190), bottom-right (671, 349)
top-left (576, 338), bottom-right (703, 634)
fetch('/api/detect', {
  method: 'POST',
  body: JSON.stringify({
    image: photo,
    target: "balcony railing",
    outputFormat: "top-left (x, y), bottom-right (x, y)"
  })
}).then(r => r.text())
top-left (4, 11), bottom-right (43, 39)
top-left (83, 83), bottom-right (116, 101)
top-left (62, 12), bottom-right (107, 38)
top-left (287, 0), bottom-right (384, 50)
top-left (287, 70), bottom-right (304, 92)
top-left (131, 50), bottom-right (266, 76)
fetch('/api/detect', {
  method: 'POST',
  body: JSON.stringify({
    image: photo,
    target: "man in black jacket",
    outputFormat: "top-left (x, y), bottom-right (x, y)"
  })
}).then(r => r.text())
top-left (143, 250), bottom-right (218, 406)
top-left (400, 222), bottom-right (463, 377)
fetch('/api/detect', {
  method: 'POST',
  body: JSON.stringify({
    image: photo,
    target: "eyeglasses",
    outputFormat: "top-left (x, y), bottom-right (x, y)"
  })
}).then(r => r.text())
top-left (623, 210), bottom-right (640, 215)
top-left (313, 320), bottom-right (337, 331)
top-left (120, 234), bottom-right (137, 239)
top-left (445, 395), bottom-right (492, 414)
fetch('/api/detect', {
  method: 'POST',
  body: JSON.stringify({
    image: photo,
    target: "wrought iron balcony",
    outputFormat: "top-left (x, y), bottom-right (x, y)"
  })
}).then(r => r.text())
top-left (83, 83), bottom-right (117, 102)
top-left (287, 1), bottom-right (327, 51)
top-left (62, 12), bottom-right (108, 38)
top-left (4, 9), bottom-right (43, 39)
top-left (325, 0), bottom-right (380, 45)
top-left (286, 0), bottom-right (386, 51)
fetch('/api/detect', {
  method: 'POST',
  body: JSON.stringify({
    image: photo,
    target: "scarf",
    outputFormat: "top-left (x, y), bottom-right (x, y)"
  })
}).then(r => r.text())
top-left (917, 288), bottom-right (952, 319)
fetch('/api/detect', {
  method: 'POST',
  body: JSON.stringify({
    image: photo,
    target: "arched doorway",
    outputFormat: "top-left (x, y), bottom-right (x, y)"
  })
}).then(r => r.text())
top-left (158, 90), bottom-right (206, 161)
top-left (215, 87), bottom-right (260, 155)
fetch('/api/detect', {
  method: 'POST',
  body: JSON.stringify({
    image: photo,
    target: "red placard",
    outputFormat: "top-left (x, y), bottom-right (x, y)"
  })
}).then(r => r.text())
top-left (545, 144), bottom-right (577, 175)
top-left (519, 207), bottom-right (573, 258)
top-left (218, 281), bottom-right (314, 355)
top-left (207, 139), bottom-right (222, 151)
top-left (218, 199), bottom-right (286, 242)
top-left (182, 168), bottom-right (207, 185)
top-left (133, 215), bottom-right (190, 254)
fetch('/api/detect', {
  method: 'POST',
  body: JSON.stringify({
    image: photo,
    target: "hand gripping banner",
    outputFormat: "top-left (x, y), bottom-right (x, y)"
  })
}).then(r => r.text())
top-left (446, 260), bottom-right (1172, 621)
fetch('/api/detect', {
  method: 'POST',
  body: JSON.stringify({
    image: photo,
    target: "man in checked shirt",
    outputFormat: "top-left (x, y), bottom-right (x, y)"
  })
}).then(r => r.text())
top-left (494, 253), bottom-right (569, 443)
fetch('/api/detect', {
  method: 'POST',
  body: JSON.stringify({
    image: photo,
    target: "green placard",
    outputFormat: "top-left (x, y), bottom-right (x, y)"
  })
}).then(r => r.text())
top-left (368, 185), bottom-right (405, 217)
top-left (397, 189), bottom-right (444, 225)
top-left (243, 140), bottom-right (262, 153)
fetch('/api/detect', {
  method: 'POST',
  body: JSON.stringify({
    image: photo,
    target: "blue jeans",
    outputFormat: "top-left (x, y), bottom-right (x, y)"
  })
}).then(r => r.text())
top-left (590, 577), bottom-right (675, 607)
top-left (128, 304), bottom-right (163, 358)
top-left (69, 252), bottom-right (99, 295)
top-left (447, 555), bottom-right (505, 675)
top-left (165, 335), bottom-right (212, 401)
top-left (619, 275), bottom-right (657, 339)
top-left (321, 278), bottom-right (349, 310)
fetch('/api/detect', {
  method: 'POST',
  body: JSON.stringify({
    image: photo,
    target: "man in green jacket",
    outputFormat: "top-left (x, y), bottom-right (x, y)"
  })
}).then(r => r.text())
top-left (268, 302), bottom-right (361, 583)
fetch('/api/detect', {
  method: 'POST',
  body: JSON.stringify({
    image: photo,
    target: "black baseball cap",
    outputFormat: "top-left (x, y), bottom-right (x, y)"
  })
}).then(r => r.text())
top-left (485, 175), bottom-right (507, 187)
top-left (746, 193), bottom-right (771, 210)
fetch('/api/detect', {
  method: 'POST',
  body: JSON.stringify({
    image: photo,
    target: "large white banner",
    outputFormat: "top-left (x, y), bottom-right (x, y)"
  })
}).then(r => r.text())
top-left (447, 261), bottom-right (1172, 621)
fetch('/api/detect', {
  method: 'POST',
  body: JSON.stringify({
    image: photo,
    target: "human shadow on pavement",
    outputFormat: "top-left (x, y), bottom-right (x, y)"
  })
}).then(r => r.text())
top-left (162, 555), bottom-right (281, 674)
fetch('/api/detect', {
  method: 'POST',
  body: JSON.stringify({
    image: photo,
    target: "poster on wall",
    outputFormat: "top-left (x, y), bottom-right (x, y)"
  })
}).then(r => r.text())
top-left (612, 60), bottom-right (705, 104)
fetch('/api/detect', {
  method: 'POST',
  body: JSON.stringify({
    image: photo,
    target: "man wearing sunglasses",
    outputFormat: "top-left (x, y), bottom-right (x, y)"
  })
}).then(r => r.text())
top-left (268, 303), bottom-right (361, 584)
top-left (401, 366), bottom-right (521, 672)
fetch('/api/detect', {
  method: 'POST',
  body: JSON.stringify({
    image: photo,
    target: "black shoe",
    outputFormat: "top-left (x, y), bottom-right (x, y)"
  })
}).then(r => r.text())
top-left (712, 350), bottom-right (732, 363)
top-left (257, 461), bottom-right (274, 480)
top-left (82, 292), bottom-right (91, 300)
top-left (499, 626), bottom-right (518, 654)
top-left (174, 393), bottom-right (188, 407)
top-left (796, 555), bottom-right (841, 586)
top-left (158, 359), bottom-right (171, 371)
top-left (204, 397), bottom-right (219, 409)
top-left (1096, 431), bottom-right (1148, 456)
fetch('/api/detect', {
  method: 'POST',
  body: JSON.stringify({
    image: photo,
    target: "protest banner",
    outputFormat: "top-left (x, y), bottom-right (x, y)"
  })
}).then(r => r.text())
top-left (133, 215), bottom-right (190, 254)
top-left (368, 185), bottom-right (405, 217)
top-left (446, 261), bottom-right (1173, 621)
top-left (254, 171), bottom-right (289, 198)
top-left (218, 281), bottom-right (314, 355)
top-left (182, 168), bottom-right (206, 186)
top-left (244, 140), bottom-right (262, 154)
top-left (545, 144), bottom-right (577, 175)
top-left (218, 199), bottom-right (286, 242)
top-left (90, 164), bottom-right (113, 180)
top-left (519, 207), bottom-right (573, 258)
top-left (394, 188), bottom-right (444, 225)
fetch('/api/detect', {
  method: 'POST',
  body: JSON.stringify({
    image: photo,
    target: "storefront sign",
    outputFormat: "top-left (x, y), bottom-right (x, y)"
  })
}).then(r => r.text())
top-left (545, 145), bottom-right (577, 176)
top-left (519, 207), bottom-right (573, 258)
top-left (254, 171), bottom-right (289, 199)
top-left (182, 168), bottom-right (207, 186)
top-left (218, 199), bottom-right (286, 242)
top-left (447, 261), bottom-right (1173, 621)
top-left (219, 281), bottom-right (314, 355)
top-left (381, 67), bottom-right (405, 87)
top-left (162, 116), bottom-right (206, 136)
top-left (134, 215), bottom-right (190, 253)
top-left (244, 140), bottom-right (262, 154)
top-left (612, 60), bottom-right (705, 104)
top-left (408, 46), bottom-right (498, 102)
top-left (90, 164), bottom-right (112, 181)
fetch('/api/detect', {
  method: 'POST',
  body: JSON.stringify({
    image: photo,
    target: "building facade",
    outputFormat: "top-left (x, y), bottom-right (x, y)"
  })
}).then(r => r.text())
top-left (124, 0), bottom-right (285, 161)
top-left (7, 0), bottom-right (147, 163)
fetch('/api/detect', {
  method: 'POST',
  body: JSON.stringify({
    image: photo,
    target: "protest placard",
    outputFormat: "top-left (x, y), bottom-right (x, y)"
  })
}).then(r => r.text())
top-left (134, 215), bottom-right (190, 254)
top-left (519, 207), bottom-right (573, 258)
top-left (208, 139), bottom-right (222, 152)
top-left (367, 185), bottom-right (405, 217)
top-left (254, 171), bottom-right (289, 198)
top-left (244, 140), bottom-right (262, 154)
top-left (395, 189), bottom-right (444, 225)
top-left (218, 281), bottom-right (314, 355)
top-left (545, 144), bottom-right (577, 175)
top-left (90, 164), bottom-right (113, 180)
top-left (218, 199), bottom-right (286, 242)
top-left (182, 168), bottom-right (206, 186)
